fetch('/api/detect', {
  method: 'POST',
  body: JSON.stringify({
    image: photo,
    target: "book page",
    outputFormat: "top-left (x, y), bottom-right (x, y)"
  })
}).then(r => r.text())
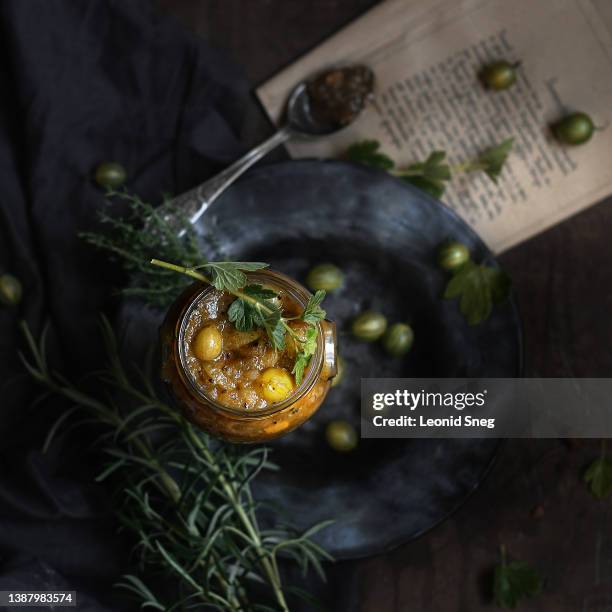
top-left (256, 0), bottom-right (612, 253)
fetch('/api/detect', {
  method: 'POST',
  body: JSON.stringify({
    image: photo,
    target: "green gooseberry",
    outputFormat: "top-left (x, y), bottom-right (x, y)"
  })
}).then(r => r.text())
top-left (437, 241), bottom-right (470, 271)
top-left (382, 323), bottom-right (414, 357)
top-left (306, 263), bottom-right (344, 292)
top-left (0, 274), bottom-right (22, 306)
top-left (480, 60), bottom-right (518, 91)
top-left (552, 112), bottom-right (594, 145)
top-left (325, 420), bottom-right (358, 452)
top-left (351, 310), bottom-right (387, 342)
top-left (94, 161), bottom-right (127, 189)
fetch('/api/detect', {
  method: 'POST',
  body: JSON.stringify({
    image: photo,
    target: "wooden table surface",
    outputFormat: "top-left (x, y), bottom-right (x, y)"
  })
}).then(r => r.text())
top-left (160, 2), bottom-right (612, 610)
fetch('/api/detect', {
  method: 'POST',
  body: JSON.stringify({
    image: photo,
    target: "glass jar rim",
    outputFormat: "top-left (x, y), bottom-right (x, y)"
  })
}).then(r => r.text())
top-left (176, 269), bottom-right (324, 418)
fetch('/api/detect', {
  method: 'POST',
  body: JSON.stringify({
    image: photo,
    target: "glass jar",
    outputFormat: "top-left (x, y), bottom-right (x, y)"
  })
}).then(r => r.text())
top-left (159, 270), bottom-right (337, 443)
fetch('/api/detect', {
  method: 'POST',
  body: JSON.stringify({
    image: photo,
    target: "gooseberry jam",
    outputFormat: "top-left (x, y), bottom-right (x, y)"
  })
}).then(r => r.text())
top-left (160, 270), bottom-right (337, 443)
top-left (182, 286), bottom-right (314, 410)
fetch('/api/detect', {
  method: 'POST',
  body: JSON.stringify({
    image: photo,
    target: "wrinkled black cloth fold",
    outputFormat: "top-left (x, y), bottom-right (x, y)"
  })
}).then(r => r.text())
top-left (0, 1), bottom-right (248, 609)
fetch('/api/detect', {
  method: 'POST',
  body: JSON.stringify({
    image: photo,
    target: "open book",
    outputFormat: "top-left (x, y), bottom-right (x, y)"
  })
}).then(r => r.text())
top-left (257, 0), bottom-right (612, 253)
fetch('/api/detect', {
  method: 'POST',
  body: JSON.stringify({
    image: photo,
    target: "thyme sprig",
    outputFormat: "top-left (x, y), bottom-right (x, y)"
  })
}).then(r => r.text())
top-left (20, 318), bottom-right (332, 611)
top-left (80, 190), bottom-right (211, 308)
top-left (150, 259), bottom-right (326, 385)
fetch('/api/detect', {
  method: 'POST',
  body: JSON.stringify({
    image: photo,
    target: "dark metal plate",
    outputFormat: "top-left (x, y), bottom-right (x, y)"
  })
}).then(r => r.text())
top-left (191, 159), bottom-right (522, 559)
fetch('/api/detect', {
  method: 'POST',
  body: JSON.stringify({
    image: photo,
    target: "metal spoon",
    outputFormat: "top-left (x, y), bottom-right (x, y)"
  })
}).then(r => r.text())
top-left (162, 73), bottom-right (368, 235)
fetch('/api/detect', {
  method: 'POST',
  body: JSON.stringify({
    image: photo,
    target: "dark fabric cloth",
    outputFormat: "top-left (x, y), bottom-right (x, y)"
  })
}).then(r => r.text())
top-left (0, 1), bottom-right (248, 609)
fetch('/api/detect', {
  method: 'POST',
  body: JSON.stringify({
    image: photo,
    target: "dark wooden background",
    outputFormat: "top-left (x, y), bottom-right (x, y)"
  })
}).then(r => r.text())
top-left (159, 2), bottom-right (612, 610)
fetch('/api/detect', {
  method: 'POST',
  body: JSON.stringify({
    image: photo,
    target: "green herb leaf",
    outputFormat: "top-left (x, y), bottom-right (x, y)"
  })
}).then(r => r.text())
top-left (344, 140), bottom-right (395, 170)
top-left (302, 290), bottom-right (327, 324)
top-left (240, 283), bottom-right (278, 301)
top-left (292, 353), bottom-right (309, 386)
top-left (444, 262), bottom-right (511, 325)
top-left (401, 175), bottom-right (447, 199)
top-left (292, 290), bottom-right (326, 382)
top-left (227, 284), bottom-right (286, 349)
top-left (494, 550), bottom-right (543, 609)
top-left (260, 310), bottom-right (286, 351)
top-left (398, 151), bottom-right (452, 198)
top-left (477, 138), bottom-right (514, 183)
top-left (406, 150), bottom-right (452, 181)
top-left (343, 138), bottom-right (514, 197)
top-left (584, 457), bottom-right (612, 499)
top-left (196, 262), bottom-right (269, 292)
top-left (227, 284), bottom-right (277, 331)
top-left (227, 284), bottom-right (278, 330)
top-left (303, 326), bottom-right (317, 355)
top-left (292, 327), bottom-right (317, 385)
top-left (227, 297), bottom-right (254, 332)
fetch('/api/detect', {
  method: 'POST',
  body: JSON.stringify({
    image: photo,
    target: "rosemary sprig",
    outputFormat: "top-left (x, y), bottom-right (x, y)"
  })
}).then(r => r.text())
top-left (20, 318), bottom-right (332, 611)
top-left (150, 259), bottom-right (326, 385)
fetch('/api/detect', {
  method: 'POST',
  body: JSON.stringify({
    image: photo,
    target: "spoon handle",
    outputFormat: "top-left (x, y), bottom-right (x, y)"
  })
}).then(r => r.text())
top-left (169, 127), bottom-right (291, 234)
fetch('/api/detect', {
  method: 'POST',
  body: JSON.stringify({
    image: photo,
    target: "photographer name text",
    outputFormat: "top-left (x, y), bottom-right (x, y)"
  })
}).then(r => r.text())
top-left (370, 389), bottom-right (495, 430)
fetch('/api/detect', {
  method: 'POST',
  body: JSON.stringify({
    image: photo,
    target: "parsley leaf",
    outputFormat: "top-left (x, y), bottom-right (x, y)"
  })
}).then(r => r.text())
top-left (227, 298), bottom-right (254, 332)
top-left (343, 139), bottom-right (513, 196)
top-left (292, 354), bottom-right (309, 386)
top-left (302, 326), bottom-right (317, 354)
top-left (402, 175), bottom-right (447, 199)
top-left (584, 456), bottom-right (612, 499)
top-left (301, 290), bottom-right (327, 324)
top-left (195, 262), bottom-right (269, 292)
top-left (292, 327), bottom-right (317, 385)
top-left (228, 284), bottom-right (285, 349)
top-left (444, 262), bottom-right (511, 325)
top-left (400, 151), bottom-right (452, 198)
top-left (260, 310), bottom-right (286, 351)
top-left (477, 138), bottom-right (514, 183)
top-left (494, 548), bottom-right (543, 609)
top-left (405, 151), bottom-right (452, 181)
top-left (344, 140), bottom-right (395, 170)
